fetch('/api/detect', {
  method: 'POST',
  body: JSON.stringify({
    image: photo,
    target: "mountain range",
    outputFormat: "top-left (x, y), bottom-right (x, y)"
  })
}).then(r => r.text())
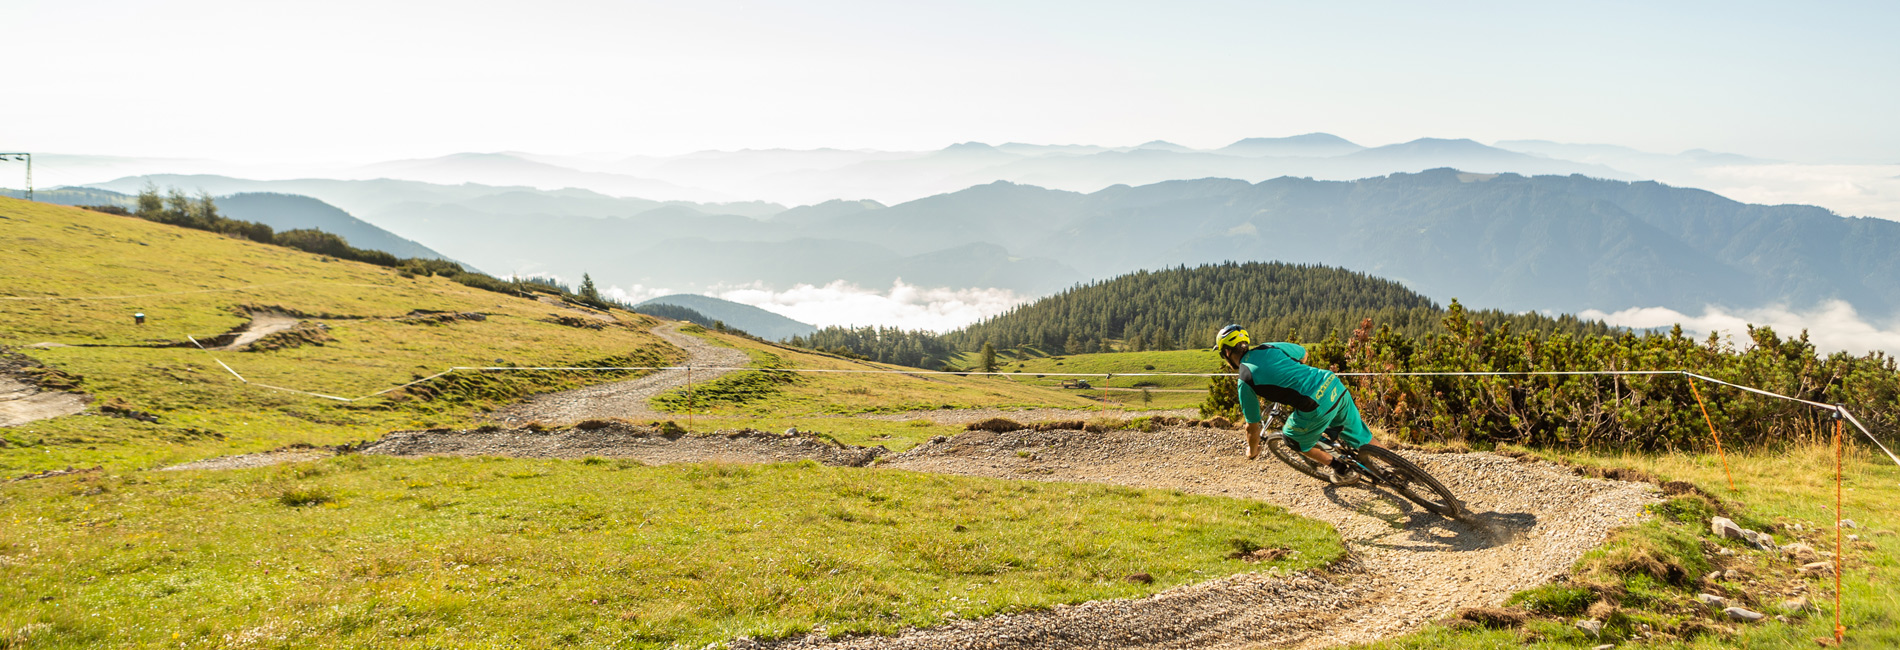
top-left (74, 167), bottom-right (1900, 321)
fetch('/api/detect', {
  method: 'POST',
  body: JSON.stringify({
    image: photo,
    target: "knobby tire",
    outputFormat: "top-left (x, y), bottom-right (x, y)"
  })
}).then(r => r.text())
top-left (1356, 446), bottom-right (1463, 517)
top-left (1265, 435), bottom-right (1327, 482)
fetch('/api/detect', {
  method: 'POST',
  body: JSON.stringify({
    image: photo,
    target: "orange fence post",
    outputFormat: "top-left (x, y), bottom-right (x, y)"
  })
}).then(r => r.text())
top-left (1834, 414), bottom-right (1846, 644)
top-left (1686, 378), bottom-right (1736, 491)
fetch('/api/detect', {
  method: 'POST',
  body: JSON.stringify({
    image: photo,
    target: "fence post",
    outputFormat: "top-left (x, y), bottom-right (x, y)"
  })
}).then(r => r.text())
top-left (1833, 408), bottom-right (1846, 644)
top-left (1685, 376), bottom-right (1736, 490)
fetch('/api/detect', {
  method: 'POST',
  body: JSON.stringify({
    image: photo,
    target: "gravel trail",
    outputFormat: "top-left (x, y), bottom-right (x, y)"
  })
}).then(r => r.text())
top-left (860, 407), bottom-right (1198, 425)
top-left (747, 425), bottom-right (1657, 650)
top-left (489, 323), bottom-right (749, 425)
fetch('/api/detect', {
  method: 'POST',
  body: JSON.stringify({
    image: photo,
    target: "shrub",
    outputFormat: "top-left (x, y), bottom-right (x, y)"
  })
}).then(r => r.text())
top-left (1505, 584), bottom-right (1595, 616)
top-left (276, 486), bottom-right (335, 507)
top-left (966, 418), bottom-right (1025, 433)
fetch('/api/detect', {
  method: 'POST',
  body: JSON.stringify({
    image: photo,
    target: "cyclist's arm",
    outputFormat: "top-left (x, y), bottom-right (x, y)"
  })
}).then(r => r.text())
top-left (1238, 377), bottom-right (1263, 423)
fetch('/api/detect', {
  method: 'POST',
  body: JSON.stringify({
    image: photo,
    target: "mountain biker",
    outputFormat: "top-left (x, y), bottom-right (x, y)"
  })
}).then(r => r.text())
top-left (1215, 324), bottom-right (1382, 485)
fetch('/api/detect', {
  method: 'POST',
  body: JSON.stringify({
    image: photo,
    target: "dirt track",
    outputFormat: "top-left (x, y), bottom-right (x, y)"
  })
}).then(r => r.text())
top-left (488, 322), bottom-right (748, 425)
top-left (347, 422), bottom-right (1656, 650)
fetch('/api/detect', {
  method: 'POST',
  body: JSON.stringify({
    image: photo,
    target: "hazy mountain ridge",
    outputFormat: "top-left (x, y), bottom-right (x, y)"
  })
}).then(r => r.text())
top-left (214, 193), bottom-right (460, 265)
top-left (78, 167), bottom-right (1899, 319)
top-left (634, 294), bottom-right (817, 340)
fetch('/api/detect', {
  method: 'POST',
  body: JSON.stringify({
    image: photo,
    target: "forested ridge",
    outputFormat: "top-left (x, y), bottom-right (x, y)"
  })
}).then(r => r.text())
top-left (944, 261), bottom-right (1619, 353)
top-left (787, 261), bottom-right (1620, 368)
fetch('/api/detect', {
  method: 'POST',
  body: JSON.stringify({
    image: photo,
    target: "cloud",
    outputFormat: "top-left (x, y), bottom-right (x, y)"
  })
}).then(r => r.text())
top-left (1580, 301), bottom-right (1900, 356)
top-left (601, 283), bottom-right (675, 305)
top-left (1690, 163), bottom-right (1900, 221)
top-left (710, 280), bottom-right (1030, 332)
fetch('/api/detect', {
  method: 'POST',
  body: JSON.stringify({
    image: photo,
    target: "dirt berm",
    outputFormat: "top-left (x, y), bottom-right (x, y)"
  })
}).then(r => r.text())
top-left (361, 422), bottom-right (886, 467)
top-left (356, 422), bottom-right (1657, 650)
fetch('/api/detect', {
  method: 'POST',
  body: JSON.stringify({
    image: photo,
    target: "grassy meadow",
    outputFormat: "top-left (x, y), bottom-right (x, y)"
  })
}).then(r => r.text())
top-left (1, 198), bottom-right (1347, 647)
top-left (0, 454), bottom-right (1340, 648)
top-left (7, 197), bottom-right (1896, 649)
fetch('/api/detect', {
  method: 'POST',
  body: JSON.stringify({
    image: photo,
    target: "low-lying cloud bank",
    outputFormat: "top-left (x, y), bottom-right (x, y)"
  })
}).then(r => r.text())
top-left (712, 281), bottom-right (1029, 333)
top-left (603, 280), bottom-right (1030, 332)
top-left (1581, 301), bottom-right (1900, 356)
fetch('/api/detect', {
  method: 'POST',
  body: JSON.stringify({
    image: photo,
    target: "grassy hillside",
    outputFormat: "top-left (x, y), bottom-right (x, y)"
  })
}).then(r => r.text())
top-left (0, 198), bottom-right (1348, 647)
top-left (653, 329), bottom-right (1135, 449)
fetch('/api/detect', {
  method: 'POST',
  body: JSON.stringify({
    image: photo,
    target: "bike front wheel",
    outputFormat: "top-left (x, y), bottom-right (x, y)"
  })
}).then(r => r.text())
top-left (1355, 446), bottom-right (1464, 517)
top-left (1265, 434), bottom-right (1327, 482)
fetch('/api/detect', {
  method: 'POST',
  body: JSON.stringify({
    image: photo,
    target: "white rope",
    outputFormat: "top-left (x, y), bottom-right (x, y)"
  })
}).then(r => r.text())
top-left (1839, 408), bottom-right (1900, 467)
top-left (158, 342), bottom-right (1900, 466)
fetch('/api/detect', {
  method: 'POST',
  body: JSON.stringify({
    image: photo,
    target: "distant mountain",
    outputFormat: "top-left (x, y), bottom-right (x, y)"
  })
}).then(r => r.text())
top-left (83, 175), bottom-right (786, 221)
top-left (354, 152), bottom-right (713, 201)
top-left (1, 187), bottom-right (137, 208)
top-left (635, 294), bottom-right (817, 341)
top-left (1009, 169), bottom-right (1900, 315)
top-left (214, 193), bottom-right (460, 264)
top-left (1217, 133), bottom-right (1365, 158)
top-left (769, 199), bottom-right (886, 225)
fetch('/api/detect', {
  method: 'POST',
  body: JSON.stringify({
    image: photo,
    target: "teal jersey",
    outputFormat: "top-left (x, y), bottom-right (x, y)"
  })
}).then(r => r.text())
top-left (1236, 342), bottom-right (1337, 423)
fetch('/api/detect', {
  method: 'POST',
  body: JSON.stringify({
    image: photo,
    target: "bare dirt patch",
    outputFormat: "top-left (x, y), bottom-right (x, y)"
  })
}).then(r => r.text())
top-left (489, 323), bottom-right (749, 425)
top-left (160, 448), bottom-right (331, 471)
top-left (360, 423), bottom-right (886, 467)
top-left (0, 347), bottom-right (88, 427)
top-left (215, 312), bottom-right (300, 351)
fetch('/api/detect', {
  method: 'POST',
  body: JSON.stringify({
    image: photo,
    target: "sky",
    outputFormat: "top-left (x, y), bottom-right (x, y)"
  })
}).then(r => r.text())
top-left (3, 1), bottom-right (1897, 163)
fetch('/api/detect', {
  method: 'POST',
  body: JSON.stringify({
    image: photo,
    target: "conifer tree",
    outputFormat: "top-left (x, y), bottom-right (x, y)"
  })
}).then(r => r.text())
top-left (579, 273), bottom-right (601, 301)
top-left (981, 341), bottom-right (997, 373)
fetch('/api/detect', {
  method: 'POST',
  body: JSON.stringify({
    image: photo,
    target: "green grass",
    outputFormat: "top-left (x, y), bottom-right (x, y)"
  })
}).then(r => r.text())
top-left (969, 349), bottom-right (1221, 410)
top-left (1356, 443), bottom-right (1900, 649)
top-left (0, 454), bottom-right (1341, 648)
top-left (661, 332), bottom-right (1122, 417)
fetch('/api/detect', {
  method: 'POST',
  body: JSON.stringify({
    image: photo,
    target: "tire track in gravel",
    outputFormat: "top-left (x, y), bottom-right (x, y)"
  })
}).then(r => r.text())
top-left (744, 426), bottom-right (1658, 650)
top-left (489, 323), bottom-right (749, 425)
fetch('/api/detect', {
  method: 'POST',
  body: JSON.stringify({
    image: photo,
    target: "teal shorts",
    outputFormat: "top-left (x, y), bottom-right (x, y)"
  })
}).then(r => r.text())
top-left (1282, 377), bottom-right (1374, 452)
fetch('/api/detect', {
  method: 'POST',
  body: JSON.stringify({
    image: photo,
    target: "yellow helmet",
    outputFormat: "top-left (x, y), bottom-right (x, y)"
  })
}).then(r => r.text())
top-left (1213, 324), bottom-right (1250, 352)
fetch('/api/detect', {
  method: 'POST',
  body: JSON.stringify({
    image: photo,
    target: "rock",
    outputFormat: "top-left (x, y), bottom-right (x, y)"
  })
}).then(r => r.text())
top-left (1799, 561), bottom-right (1835, 576)
top-left (784, 427), bottom-right (799, 436)
top-left (1712, 517), bottom-right (1746, 540)
top-left (1791, 523), bottom-right (1805, 531)
top-left (1724, 606), bottom-right (1765, 622)
top-left (1847, 534), bottom-right (1859, 542)
top-left (1696, 593), bottom-right (1730, 609)
top-left (1780, 596), bottom-right (1816, 614)
top-left (1840, 519), bottom-right (1859, 529)
top-left (1741, 529), bottom-right (1778, 550)
top-left (1781, 543), bottom-right (1820, 563)
top-left (1575, 619), bottom-right (1603, 637)
top-left (1703, 570), bottom-right (1723, 582)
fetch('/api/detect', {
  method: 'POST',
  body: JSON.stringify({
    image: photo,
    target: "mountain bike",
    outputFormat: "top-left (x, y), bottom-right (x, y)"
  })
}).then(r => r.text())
top-left (1260, 405), bottom-right (1466, 517)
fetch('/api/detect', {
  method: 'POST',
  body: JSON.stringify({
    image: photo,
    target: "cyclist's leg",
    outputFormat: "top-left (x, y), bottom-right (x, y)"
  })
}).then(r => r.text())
top-left (1331, 389), bottom-right (1377, 450)
top-left (1282, 409), bottom-right (1333, 464)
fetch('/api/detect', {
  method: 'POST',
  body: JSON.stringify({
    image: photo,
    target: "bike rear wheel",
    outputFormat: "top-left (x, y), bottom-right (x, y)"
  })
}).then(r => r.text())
top-left (1265, 435), bottom-right (1327, 482)
top-left (1353, 446), bottom-right (1464, 517)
